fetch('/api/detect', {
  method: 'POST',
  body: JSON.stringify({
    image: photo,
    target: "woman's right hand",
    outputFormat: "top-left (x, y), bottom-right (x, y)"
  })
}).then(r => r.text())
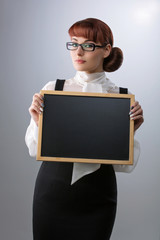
top-left (29, 93), bottom-right (44, 126)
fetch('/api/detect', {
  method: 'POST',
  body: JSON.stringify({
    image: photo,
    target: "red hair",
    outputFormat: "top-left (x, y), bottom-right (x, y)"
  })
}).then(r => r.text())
top-left (68, 18), bottom-right (113, 46)
top-left (68, 18), bottom-right (123, 72)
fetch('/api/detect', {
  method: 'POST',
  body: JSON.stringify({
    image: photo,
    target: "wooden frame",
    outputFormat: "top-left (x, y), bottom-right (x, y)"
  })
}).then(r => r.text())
top-left (37, 90), bottom-right (135, 165)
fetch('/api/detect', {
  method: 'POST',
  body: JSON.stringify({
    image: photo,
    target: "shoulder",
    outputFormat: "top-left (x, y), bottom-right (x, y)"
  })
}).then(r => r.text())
top-left (106, 78), bottom-right (131, 94)
top-left (41, 81), bottom-right (56, 90)
top-left (65, 77), bottom-right (76, 85)
top-left (42, 78), bottom-right (75, 90)
top-left (106, 78), bottom-right (119, 93)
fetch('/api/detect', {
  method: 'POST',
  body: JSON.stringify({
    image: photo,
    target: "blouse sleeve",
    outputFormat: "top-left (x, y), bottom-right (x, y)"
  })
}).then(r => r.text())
top-left (108, 87), bottom-right (141, 173)
top-left (25, 81), bottom-right (56, 157)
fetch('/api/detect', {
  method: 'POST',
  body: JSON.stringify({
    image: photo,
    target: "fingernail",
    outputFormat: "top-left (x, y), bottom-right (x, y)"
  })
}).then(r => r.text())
top-left (130, 114), bottom-right (134, 118)
top-left (129, 111), bottom-right (132, 115)
top-left (40, 107), bottom-right (43, 112)
top-left (41, 103), bottom-right (44, 107)
top-left (131, 106), bottom-right (134, 110)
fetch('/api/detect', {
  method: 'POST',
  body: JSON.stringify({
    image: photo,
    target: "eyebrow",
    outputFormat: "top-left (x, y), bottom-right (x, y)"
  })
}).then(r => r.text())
top-left (71, 37), bottom-right (94, 43)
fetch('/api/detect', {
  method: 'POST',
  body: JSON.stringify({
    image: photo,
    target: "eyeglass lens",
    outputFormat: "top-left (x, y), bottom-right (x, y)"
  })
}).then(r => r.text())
top-left (67, 42), bottom-right (94, 51)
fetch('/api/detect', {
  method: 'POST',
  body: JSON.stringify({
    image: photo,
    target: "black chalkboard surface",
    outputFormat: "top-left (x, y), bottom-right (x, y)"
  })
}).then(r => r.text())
top-left (37, 91), bottom-right (134, 165)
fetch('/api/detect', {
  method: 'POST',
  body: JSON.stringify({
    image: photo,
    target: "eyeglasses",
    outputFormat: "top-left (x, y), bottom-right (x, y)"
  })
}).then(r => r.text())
top-left (66, 42), bottom-right (107, 52)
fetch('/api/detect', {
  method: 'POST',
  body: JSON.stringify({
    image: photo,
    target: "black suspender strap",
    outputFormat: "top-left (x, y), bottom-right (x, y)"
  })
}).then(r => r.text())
top-left (55, 79), bottom-right (66, 91)
top-left (119, 87), bottom-right (128, 94)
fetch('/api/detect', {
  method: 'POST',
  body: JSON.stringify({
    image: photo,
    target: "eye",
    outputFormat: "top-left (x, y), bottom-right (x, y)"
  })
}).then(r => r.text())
top-left (71, 42), bottom-right (78, 47)
top-left (83, 43), bottom-right (94, 48)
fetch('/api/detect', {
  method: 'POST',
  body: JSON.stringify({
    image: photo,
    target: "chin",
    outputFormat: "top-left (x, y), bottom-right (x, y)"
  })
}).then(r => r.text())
top-left (74, 65), bottom-right (88, 72)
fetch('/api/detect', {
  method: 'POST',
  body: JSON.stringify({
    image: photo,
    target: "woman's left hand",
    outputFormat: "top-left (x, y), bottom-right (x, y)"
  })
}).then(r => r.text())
top-left (129, 101), bottom-right (144, 131)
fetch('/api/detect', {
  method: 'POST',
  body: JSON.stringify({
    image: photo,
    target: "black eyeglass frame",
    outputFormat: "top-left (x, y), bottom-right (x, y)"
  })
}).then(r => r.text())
top-left (66, 42), bottom-right (107, 52)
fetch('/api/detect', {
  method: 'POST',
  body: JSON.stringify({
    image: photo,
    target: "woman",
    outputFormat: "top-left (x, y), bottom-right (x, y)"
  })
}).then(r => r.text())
top-left (25, 18), bottom-right (144, 240)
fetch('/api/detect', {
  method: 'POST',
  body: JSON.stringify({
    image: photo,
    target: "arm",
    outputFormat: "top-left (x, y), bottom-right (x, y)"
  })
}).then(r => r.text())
top-left (25, 118), bottom-right (39, 157)
top-left (114, 101), bottom-right (144, 173)
top-left (25, 81), bottom-right (56, 156)
top-left (130, 101), bottom-right (144, 131)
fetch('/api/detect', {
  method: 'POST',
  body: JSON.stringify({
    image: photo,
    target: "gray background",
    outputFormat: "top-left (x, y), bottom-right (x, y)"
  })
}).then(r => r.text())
top-left (0, 0), bottom-right (160, 239)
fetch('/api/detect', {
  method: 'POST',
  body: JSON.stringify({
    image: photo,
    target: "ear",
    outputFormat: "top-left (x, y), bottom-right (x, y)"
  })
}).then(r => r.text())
top-left (103, 44), bottom-right (111, 58)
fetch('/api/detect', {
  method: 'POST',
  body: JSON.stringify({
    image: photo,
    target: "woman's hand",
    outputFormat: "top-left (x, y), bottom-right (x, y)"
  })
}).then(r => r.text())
top-left (129, 101), bottom-right (144, 131)
top-left (29, 93), bottom-right (44, 126)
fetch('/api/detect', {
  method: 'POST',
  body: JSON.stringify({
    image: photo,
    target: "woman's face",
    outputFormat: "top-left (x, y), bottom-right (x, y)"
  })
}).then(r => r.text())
top-left (70, 36), bottom-right (111, 74)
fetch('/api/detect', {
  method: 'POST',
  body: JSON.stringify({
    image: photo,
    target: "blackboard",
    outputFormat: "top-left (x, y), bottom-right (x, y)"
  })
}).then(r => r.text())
top-left (37, 91), bottom-right (134, 165)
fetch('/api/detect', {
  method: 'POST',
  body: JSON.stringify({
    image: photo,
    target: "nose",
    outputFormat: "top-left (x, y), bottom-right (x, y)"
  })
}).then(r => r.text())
top-left (76, 45), bottom-right (84, 56)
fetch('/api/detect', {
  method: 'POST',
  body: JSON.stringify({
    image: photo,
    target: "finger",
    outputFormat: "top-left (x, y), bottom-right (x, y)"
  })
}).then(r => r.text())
top-left (135, 108), bottom-right (143, 117)
top-left (129, 102), bottom-right (141, 114)
top-left (32, 98), bottom-right (44, 109)
top-left (130, 115), bottom-right (144, 121)
top-left (29, 103), bottom-right (43, 114)
top-left (33, 93), bottom-right (43, 101)
top-left (33, 93), bottom-right (43, 99)
top-left (130, 108), bottom-right (143, 118)
top-left (131, 101), bottom-right (139, 108)
top-left (33, 94), bottom-right (44, 107)
top-left (29, 105), bottom-right (39, 115)
top-left (33, 94), bottom-right (43, 104)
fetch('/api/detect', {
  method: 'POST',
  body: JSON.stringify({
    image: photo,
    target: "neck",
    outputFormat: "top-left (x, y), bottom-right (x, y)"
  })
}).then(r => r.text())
top-left (84, 68), bottom-right (104, 74)
top-left (74, 71), bottom-right (106, 84)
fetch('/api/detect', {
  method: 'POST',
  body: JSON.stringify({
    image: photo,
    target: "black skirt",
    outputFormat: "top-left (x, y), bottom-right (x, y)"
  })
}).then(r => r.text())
top-left (33, 162), bottom-right (117, 240)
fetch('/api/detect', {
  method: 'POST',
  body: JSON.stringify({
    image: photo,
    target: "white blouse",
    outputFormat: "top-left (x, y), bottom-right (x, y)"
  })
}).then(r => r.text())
top-left (25, 71), bottom-right (140, 184)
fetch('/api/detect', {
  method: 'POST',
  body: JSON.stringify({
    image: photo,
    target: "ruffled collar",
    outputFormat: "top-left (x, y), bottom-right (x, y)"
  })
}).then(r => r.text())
top-left (73, 71), bottom-right (116, 93)
top-left (74, 71), bottom-right (106, 85)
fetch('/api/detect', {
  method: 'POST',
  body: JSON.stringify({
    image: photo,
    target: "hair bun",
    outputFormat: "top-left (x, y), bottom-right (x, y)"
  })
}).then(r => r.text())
top-left (103, 47), bottom-right (123, 72)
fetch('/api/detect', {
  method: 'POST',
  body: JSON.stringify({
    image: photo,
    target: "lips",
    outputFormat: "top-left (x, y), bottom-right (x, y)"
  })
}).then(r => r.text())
top-left (75, 59), bottom-right (86, 64)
